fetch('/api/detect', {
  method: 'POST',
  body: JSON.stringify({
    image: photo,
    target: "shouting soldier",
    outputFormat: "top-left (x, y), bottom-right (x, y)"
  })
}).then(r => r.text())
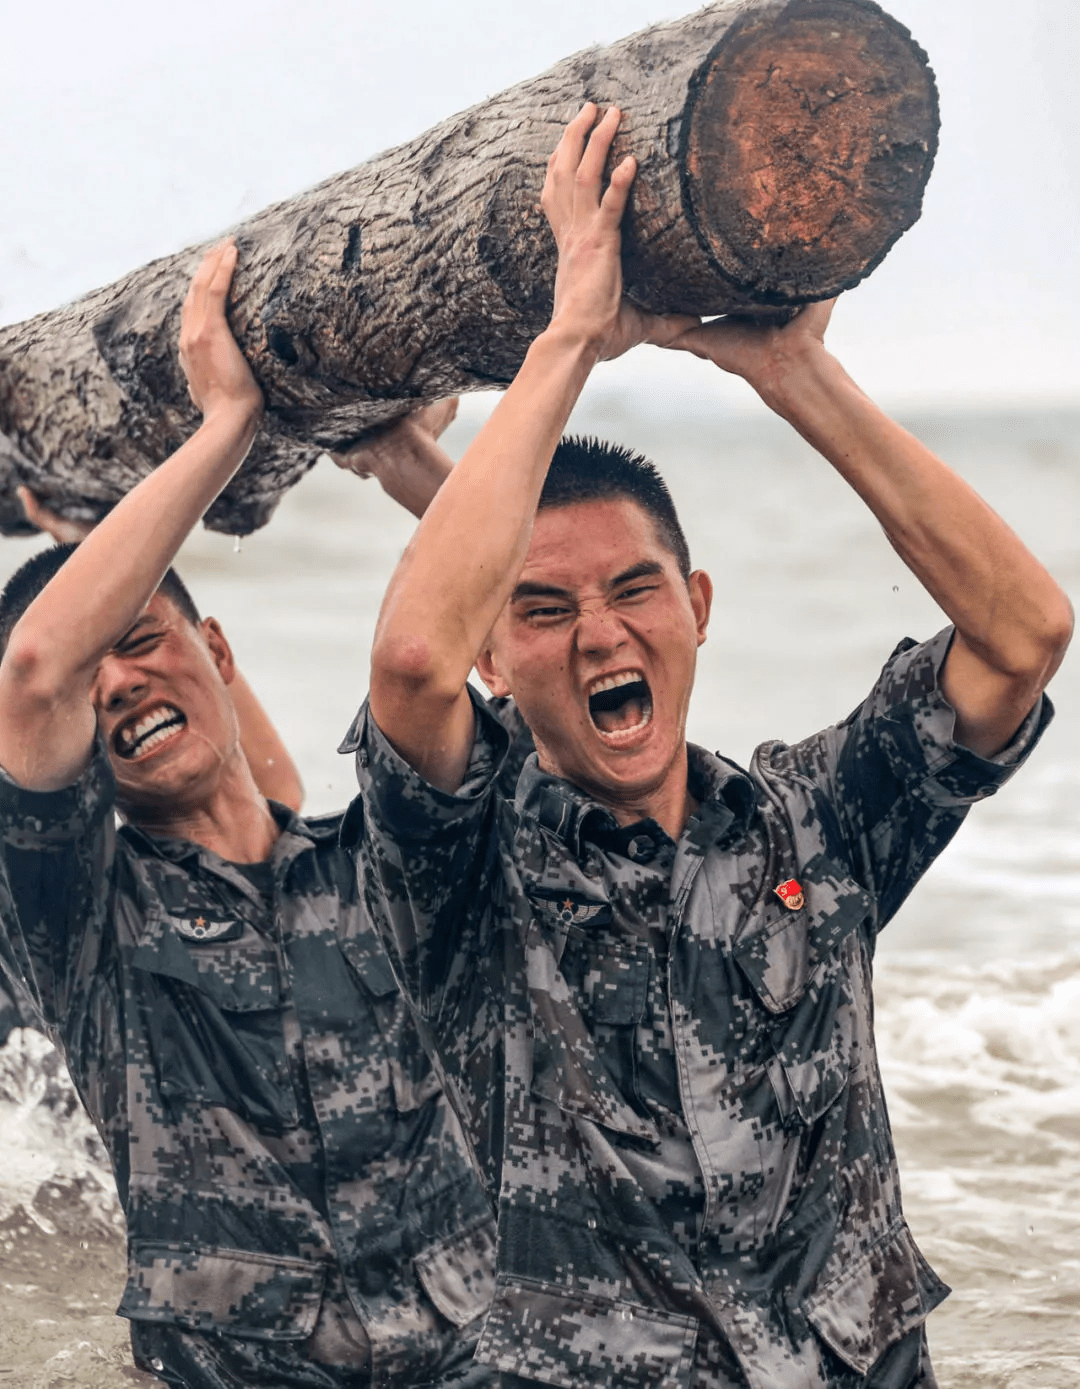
top-left (352, 106), bottom-right (1071, 1388)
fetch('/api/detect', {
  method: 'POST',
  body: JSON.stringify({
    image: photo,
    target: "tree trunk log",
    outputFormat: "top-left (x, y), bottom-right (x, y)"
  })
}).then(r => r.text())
top-left (0, 0), bottom-right (937, 536)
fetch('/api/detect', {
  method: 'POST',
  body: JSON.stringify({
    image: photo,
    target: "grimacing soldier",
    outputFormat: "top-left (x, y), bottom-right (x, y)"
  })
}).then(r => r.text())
top-left (0, 246), bottom-right (514, 1389)
top-left (351, 106), bottom-right (1072, 1388)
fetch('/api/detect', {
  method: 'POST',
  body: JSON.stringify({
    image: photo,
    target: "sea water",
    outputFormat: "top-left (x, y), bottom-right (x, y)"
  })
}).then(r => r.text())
top-left (0, 399), bottom-right (1077, 1385)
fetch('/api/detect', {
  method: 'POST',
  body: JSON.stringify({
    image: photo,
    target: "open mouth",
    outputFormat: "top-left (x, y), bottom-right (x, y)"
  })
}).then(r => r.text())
top-left (587, 669), bottom-right (653, 741)
top-left (114, 703), bottom-right (187, 760)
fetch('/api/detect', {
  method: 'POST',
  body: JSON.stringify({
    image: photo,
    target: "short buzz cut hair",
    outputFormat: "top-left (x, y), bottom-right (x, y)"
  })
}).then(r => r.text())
top-left (0, 543), bottom-right (202, 655)
top-left (539, 437), bottom-right (692, 580)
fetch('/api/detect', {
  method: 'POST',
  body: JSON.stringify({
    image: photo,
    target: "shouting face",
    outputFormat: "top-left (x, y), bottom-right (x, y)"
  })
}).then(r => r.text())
top-left (478, 497), bottom-right (711, 819)
top-left (91, 593), bottom-right (241, 817)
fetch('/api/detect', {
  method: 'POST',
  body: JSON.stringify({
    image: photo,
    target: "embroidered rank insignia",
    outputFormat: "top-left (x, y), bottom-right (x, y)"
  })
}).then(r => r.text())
top-left (173, 915), bottom-right (244, 943)
top-left (556, 897), bottom-right (608, 926)
top-left (775, 879), bottom-right (805, 911)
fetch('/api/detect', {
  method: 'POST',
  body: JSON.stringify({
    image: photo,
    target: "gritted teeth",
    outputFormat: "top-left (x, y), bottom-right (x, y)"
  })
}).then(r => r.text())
top-left (115, 704), bottom-right (186, 759)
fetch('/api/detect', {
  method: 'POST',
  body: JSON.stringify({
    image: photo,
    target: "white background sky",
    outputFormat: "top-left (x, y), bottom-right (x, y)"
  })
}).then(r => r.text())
top-left (1, 0), bottom-right (1077, 412)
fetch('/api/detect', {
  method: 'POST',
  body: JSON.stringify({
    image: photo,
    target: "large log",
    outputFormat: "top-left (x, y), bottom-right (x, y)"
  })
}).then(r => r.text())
top-left (0, 0), bottom-right (937, 536)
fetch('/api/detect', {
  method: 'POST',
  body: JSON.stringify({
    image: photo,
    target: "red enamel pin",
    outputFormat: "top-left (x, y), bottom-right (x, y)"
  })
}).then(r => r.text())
top-left (775, 879), bottom-right (805, 911)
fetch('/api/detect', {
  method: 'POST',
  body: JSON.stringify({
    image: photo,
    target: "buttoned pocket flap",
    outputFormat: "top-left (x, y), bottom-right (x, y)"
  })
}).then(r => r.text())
top-left (120, 1242), bottom-right (327, 1341)
top-left (475, 1276), bottom-right (698, 1389)
top-left (733, 872), bottom-right (871, 1014)
top-left (802, 1220), bottom-right (949, 1376)
top-left (133, 922), bottom-right (283, 1013)
top-left (132, 927), bottom-right (297, 1129)
top-left (413, 1218), bottom-right (497, 1328)
top-left (338, 933), bottom-right (399, 999)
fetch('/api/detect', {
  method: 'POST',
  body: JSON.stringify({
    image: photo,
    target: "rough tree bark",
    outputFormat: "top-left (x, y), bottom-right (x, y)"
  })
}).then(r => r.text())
top-left (0, 0), bottom-right (937, 536)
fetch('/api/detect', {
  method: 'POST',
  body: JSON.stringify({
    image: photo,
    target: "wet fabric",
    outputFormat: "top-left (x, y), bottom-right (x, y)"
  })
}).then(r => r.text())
top-left (350, 629), bottom-right (1051, 1389)
top-left (0, 748), bottom-right (500, 1389)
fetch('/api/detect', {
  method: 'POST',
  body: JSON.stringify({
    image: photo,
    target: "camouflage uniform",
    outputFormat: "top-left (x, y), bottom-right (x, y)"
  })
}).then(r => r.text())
top-left (349, 630), bottom-right (1051, 1389)
top-left (0, 736), bottom-right (501, 1389)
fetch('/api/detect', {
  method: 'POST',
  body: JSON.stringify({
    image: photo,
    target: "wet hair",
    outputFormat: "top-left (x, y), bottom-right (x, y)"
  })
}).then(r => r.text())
top-left (539, 436), bottom-right (692, 580)
top-left (0, 543), bottom-right (202, 655)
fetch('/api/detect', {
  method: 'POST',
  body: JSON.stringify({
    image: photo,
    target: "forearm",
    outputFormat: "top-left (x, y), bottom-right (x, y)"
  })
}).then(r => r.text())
top-left (768, 351), bottom-right (1070, 672)
top-left (366, 419), bottom-right (454, 520)
top-left (8, 406), bottom-right (258, 691)
top-left (373, 325), bottom-right (597, 699)
top-left (230, 669), bottom-right (304, 810)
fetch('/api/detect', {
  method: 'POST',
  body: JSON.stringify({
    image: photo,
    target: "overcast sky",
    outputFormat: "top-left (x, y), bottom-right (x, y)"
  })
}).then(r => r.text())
top-left (1, 0), bottom-right (1077, 411)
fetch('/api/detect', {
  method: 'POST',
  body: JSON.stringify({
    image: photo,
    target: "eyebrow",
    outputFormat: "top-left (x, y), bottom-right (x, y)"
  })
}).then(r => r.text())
top-left (610, 561), bottom-right (664, 588)
top-left (115, 615), bottom-right (158, 646)
top-left (510, 560), bottom-right (664, 605)
top-left (510, 581), bottom-right (574, 604)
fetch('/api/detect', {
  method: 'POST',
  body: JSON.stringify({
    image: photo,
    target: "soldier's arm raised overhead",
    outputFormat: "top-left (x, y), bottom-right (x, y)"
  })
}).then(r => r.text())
top-left (368, 103), bottom-right (696, 793)
top-left (670, 303), bottom-right (1073, 757)
top-left (0, 241), bottom-right (263, 792)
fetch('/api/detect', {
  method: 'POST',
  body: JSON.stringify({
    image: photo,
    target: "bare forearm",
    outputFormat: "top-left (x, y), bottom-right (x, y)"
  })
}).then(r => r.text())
top-left (373, 326), bottom-right (598, 698)
top-left (9, 406), bottom-right (259, 692)
top-left (367, 420), bottom-right (454, 520)
top-left (766, 351), bottom-right (1070, 675)
top-left (230, 669), bottom-right (304, 810)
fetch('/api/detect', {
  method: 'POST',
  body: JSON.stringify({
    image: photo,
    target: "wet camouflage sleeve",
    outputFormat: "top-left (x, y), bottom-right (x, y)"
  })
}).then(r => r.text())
top-left (347, 688), bottom-right (509, 1018)
top-left (762, 627), bottom-right (1052, 928)
top-left (0, 735), bottom-right (117, 1029)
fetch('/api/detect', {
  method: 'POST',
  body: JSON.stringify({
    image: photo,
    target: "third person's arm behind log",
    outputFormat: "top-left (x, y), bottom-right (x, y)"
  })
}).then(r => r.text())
top-left (672, 304), bottom-right (1073, 757)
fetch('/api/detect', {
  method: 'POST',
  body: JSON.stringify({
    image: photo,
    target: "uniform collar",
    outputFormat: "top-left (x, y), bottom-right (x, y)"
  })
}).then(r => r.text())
top-left (122, 800), bottom-right (338, 884)
top-left (515, 745), bottom-right (756, 858)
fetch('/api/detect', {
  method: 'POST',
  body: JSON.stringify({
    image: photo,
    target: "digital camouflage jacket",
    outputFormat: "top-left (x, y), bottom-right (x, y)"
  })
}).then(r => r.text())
top-left (350, 631), bottom-right (1051, 1389)
top-left (0, 739), bottom-right (500, 1389)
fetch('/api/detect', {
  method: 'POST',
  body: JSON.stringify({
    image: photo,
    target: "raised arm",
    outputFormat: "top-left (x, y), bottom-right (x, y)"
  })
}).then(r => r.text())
top-left (16, 487), bottom-right (304, 809)
top-left (0, 242), bottom-right (263, 790)
top-left (672, 304), bottom-right (1073, 756)
top-left (369, 105), bottom-right (695, 791)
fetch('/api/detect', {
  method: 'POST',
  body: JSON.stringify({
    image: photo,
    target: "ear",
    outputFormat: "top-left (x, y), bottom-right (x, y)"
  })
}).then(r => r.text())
top-left (476, 645), bottom-right (511, 698)
top-left (688, 570), bottom-right (713, 646)
top-left (201, 617), bottom-right (236, 685)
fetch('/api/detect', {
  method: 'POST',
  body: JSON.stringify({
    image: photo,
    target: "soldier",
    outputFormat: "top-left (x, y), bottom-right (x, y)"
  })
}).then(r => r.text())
top-left (352, 105), bottom-right (1073, 1388)
top-left (0, 245), bottom-right (502, 1388)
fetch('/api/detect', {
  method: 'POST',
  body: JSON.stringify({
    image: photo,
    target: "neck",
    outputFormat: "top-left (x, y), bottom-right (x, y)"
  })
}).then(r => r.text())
top-left (124, 756), bottom-right (281, 863)
top-left (541, 744), bottom-right (697, 840)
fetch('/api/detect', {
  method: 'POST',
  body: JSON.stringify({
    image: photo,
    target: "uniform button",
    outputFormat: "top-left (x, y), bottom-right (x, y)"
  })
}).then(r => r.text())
top-left (627, 835), bottom-right (655, 863)
top-left (150, 1359), bottom-right (165, 1374)
top-left (587, 1217), bottom-right (597, 1230)
top-left (621, 1308), bottom-right (634, 1322)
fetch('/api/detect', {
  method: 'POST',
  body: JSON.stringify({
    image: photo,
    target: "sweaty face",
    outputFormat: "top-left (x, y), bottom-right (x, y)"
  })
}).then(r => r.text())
top-left (479, 498), bottom-right (711, 815)
top-left (91, 594), bottom-right (240, 816)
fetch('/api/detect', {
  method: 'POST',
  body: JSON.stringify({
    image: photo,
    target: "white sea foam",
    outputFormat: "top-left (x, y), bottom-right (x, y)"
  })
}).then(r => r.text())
top-left (0, 1029), bottom-right (118, 1234)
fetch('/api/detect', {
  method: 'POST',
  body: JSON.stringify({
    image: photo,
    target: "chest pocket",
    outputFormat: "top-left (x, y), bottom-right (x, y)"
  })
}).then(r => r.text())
top-left (534, 898), bottom-right (652, 1120)
top-left (337, 933), bottom-right (442, 1115)
top-left (733, 870), bottom-right (872, 1126)
top-left (132, 916), bottom-right (299, 1131)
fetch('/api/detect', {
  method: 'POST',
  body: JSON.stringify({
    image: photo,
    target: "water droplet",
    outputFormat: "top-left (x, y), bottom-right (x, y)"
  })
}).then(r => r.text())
top-left (233, 535), bottom-right (243, 554)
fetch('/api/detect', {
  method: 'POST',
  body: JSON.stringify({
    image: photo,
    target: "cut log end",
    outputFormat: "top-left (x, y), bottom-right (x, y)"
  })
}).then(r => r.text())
top-left (686, 0), bottom-right (938, 303)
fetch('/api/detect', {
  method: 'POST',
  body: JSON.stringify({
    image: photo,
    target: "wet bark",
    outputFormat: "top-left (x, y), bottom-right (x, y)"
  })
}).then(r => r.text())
top-left (0, 0), bottom-right (937, 535)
